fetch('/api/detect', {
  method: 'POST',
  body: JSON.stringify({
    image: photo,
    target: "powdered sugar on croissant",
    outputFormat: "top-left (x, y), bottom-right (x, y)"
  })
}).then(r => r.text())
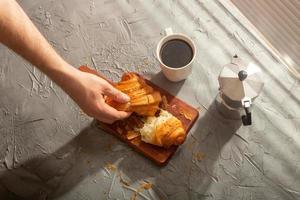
top-left (107, 72), bottom-right (186, 148)
top-left (139, 110), bottom-right (186, 148)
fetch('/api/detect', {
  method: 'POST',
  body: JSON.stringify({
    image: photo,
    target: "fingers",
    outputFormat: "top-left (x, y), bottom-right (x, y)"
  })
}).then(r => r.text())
top-left (93, 100), bottom-right (131, 124)
top-left (102, 83), bottom-right (130, 103)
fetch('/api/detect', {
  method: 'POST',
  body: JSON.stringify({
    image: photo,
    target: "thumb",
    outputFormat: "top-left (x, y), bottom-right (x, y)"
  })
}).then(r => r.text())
top-left (103, 83), bottom-right (130, 103)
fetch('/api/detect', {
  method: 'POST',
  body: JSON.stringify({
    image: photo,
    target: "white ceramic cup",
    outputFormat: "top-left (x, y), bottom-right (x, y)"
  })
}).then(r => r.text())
top-left (156, 27), bottom-right (196, 82)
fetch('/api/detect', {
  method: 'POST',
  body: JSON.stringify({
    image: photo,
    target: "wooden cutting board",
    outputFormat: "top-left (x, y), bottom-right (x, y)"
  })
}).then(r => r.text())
top-left (79, 66), bottom-right (199, 166)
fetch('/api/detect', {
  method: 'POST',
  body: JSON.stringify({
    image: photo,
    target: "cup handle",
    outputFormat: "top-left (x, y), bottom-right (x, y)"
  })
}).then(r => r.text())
top-left (165, 27), bottom-right (173, 36)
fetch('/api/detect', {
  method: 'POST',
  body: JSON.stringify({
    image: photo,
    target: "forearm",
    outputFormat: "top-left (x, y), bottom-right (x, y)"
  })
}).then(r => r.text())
top-left (0, 0), bottom-right (131, 123)
top-left (0, 0), bottom-right (76, 86)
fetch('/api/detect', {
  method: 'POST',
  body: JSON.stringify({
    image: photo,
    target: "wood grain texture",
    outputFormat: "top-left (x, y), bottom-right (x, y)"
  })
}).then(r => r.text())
top-left (79, 66), bottom-right (199, 165)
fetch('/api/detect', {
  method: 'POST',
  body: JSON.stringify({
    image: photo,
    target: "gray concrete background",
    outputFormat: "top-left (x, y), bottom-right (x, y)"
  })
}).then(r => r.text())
top-left (0, 0), bottom-right (299, 199)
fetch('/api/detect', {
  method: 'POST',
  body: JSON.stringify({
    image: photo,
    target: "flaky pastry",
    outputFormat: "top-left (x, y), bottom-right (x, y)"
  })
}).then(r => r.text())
top-left (139, 110), bottom-right (186, 148)
top-left (106, 73), bottom-right (162, 116)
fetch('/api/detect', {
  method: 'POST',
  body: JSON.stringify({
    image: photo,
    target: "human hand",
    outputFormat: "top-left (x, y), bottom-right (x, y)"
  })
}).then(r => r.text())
top-left (62, 67), bottom-right (131, 124)
top-left (0, 0), bottom-right (130, 124)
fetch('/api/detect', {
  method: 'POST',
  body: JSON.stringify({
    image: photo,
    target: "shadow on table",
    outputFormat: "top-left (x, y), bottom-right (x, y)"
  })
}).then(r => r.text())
top-left (0, 72), bottom-right (184, 200)
top-left (0, 97), bottom-right (242, 200)
top-left (0, 121), bottom-right (149, 200)
top-left (150, 97), bottom-right (242, 199)
top-left (150, 71), bottom-right (185, 97)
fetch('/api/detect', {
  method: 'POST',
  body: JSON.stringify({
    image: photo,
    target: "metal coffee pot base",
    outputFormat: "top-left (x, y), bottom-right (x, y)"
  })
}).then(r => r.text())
top-left (215, 94), bottom-right (242, 120)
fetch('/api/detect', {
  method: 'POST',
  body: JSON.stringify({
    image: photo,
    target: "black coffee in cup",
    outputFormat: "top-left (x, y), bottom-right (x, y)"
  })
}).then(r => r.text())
top-left (160, 39), bottom-right (193, 68)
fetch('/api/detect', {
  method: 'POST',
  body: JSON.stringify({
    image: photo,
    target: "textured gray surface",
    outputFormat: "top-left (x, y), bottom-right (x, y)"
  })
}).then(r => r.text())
top-left (0, 0), bottom-right (299, 200)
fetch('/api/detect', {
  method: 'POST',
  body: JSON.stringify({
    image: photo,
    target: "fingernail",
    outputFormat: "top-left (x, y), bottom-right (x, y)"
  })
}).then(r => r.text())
top-left (122, 94), bottom-right (130, 101)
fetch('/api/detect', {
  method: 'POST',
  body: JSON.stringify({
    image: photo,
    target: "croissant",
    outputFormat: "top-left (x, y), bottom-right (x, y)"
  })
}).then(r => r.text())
top-left (106, 73), bottom-right (162, 116)
top-left (78, 66), bottom-right (187, 148)
top-left (139, 110), bottom-right (186, 148)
